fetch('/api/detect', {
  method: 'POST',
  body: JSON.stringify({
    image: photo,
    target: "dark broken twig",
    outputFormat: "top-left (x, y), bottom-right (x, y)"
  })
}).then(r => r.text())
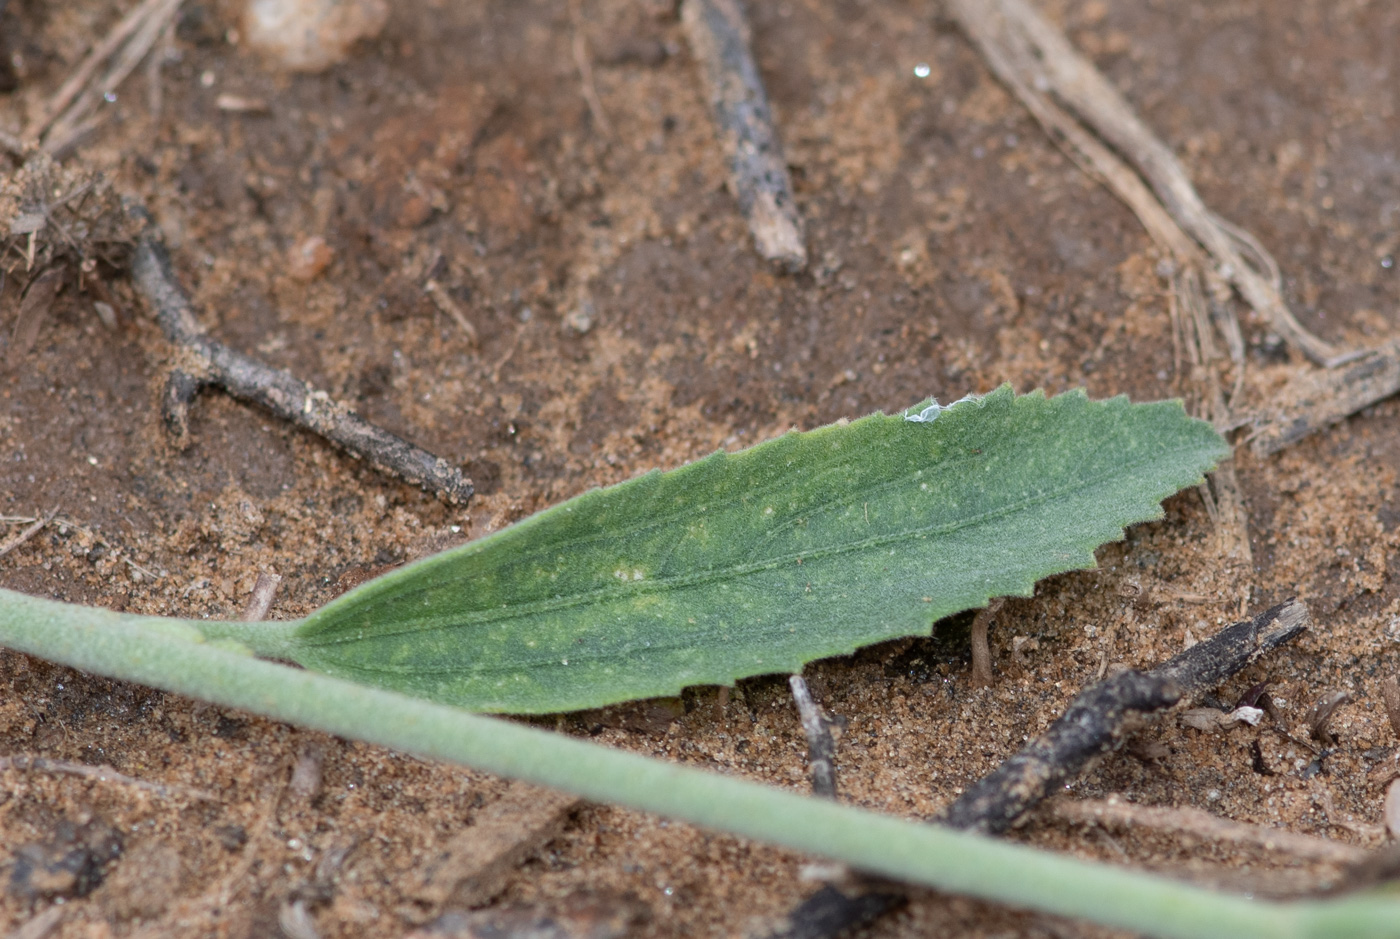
top-left (943, 598), bottom-right (1310, 834)
top-left (941, 669), bottom-right (1180, 833)
top-left (681, 0), bottom-right (806, 271)
top-left (1248, 337), bottom-right (1400, 456)
top-left (759, 882), bottom-right (905, 939)
top-left (127, 208), bottom-right (472, 504)
top-left (769, 600), bottom-right (1311, 937)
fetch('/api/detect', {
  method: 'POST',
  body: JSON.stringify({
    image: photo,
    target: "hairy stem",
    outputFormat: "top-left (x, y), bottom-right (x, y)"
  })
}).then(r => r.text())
top-left (0, 588), bottom-right (1396, 939)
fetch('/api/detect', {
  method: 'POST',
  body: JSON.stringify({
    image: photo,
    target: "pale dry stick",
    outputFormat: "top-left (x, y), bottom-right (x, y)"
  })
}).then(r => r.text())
top-left (145, 13), bottom-right (177, 119)
top-left (28, 0), bottom-right (185, 152)
top-left (240, 572), bottom-right (283, 622)
top-left (568, 0), bottom-right (612, 139)
top-left (1193, 370), bottom-right (1254, 572)
top-left (24, 0), bottom-right (165, 139)
top-left (944, 0), bottom-right (1239, 377)
top-left (0, 508), bottom-right (56, 562)
top-left (44, 0), bottom-right (184, 156)
top-left (788, 675), bottom-right (837, 799)
top-left (948, 0), bottom-right (1347, 368)
top-left (1049, 797), bottom-right (1368, 867)
top-left (424, 279), bottom-right (479, 346)
top-left (682, 0), bottom-right (807, 271)
top-left (0, 754), bottom-right (220, 802)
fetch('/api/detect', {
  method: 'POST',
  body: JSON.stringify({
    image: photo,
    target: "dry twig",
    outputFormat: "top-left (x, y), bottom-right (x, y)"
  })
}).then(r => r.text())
top-left (1050, 797), bottom-right (1367, 867)
top-left (8, 906), bottom-right (65, 939)
top-left (945, 0), bottom-right (1346, 368)
top-left (568, 0), bottom-right (612, 139)
top-left (1247, 337), bottom-right (1400, 456)
top-left (681, 0), bottom-right (806, 271)
top-left (773, 601), bottom-right (1311, 935)
top-left (0, 754), bottom-right (219, 803)
top-left (240, 572), bottom-right (283, 622)
top-left (943, 599), bottom-right (1309, 834)
top-left (26, 0), bottom-right (185, 155)
top-left (0, 127), bottom-right (26, 158)
top-left (788, 675), bottom-right (837, 799)
top-left (0, 508), bottom-right (56, 561)
top-left (128, 208), bottom-right (473, 504)
top-left (942, 670), bottom-right (1180, 832)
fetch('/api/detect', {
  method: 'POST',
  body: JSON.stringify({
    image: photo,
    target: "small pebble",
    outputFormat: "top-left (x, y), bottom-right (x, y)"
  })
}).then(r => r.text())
top-left (287, 235), bottom-right (334, 282)
top-left (243, 0), bottom-right (388, 73)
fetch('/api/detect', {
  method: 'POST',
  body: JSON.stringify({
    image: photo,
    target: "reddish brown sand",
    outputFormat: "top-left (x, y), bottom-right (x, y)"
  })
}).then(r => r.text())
top-left (2, 1), bottom-right (1398, 936)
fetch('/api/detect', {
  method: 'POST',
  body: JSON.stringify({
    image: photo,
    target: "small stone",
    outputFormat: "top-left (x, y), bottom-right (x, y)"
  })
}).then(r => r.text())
top-left (243, 0), bottom-right (389, 73)
top-left (287, 235), bottom-right (334, 282)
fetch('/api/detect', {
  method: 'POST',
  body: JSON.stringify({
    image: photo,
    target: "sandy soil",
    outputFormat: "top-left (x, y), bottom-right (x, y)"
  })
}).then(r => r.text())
top-left (1, 0), bottom-right (1398, 936)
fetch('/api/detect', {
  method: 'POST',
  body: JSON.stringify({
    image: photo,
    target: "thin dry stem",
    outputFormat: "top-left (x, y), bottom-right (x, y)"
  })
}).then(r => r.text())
top-left (1050, 797), bottom-right (1367, 867)
top-left (9, 906), bottom-right (64, 939)
top-left (30, 0), bottom-right (186, 154)
top-left (569, 0), bottom-right (613, 139)
top-left (947, 0), bottom-right (1345, 367)
top-left (0, 754), bottom-right (219, 802)
top-left (0, 508), bottom-right (56, 561)
top-left (682, 0), bottom-right (807, 271)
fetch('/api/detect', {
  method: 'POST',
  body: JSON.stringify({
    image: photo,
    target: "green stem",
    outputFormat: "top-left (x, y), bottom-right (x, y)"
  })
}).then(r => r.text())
top-left (0, 587), bottom-right (1395, 939)
top-left (194, 615), bottom-right (304, 657)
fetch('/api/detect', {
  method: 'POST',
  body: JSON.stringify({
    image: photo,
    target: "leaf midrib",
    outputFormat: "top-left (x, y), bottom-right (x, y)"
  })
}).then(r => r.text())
top-left (297, 445), bottom-right (1201, 650)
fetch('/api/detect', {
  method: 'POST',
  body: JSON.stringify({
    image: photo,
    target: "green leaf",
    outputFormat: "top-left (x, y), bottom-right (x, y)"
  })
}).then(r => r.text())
top-left (232, 385), bottom-right (1226, 714)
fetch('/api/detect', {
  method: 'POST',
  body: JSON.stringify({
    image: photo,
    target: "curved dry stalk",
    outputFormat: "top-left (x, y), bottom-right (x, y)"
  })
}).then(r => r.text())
top-left (1050, 798), bottom-right (1367, 868)
top-left (945, 0), bottom-right (1347, 368)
